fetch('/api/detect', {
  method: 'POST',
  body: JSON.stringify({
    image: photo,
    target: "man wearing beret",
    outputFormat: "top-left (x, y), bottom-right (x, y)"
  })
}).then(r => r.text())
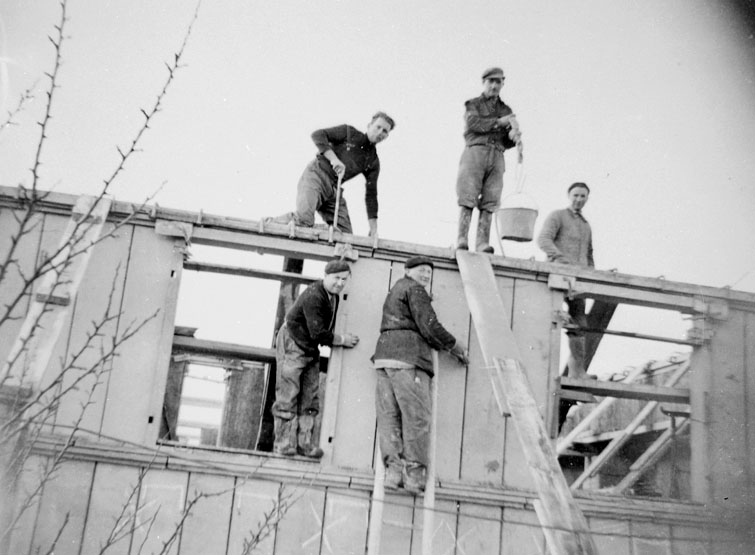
top-left (372, 256), bottom-right (469, 493)
top-left (283, 112), bottom-right (395, 238)
top-left (272, 260), bottom-right (360, 458)
top-left (455, 67), bottom-right (523, 253)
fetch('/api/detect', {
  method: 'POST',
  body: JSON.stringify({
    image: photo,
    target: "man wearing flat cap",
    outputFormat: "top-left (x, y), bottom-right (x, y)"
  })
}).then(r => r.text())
top-left (455, 67), bottom-right (523, 253)
top-left (372, 256), bottom-right (469, 493)
top-left (272, 259), bottom-right (360, 458)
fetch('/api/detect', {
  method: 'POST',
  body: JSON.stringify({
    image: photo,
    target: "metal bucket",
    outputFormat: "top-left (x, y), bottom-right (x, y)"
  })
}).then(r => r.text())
top-left (496, 206), bottom-right (538, 242)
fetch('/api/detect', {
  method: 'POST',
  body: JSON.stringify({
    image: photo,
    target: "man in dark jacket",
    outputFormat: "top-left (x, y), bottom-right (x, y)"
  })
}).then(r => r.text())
top-left (372, 256), bottom-right (469, 493)
top-left (291, 112), bottom-right (395, 237)
top-left (455, 67), bottom-right (522, 253)
top-left (272, 260), bottom-right (359, 458)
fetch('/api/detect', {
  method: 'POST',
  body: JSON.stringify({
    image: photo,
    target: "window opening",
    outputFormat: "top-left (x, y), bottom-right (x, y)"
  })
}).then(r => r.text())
top-left (161, 246), bottom-right (328, 454)
top-left (556, 300), bottom-right (695, 501)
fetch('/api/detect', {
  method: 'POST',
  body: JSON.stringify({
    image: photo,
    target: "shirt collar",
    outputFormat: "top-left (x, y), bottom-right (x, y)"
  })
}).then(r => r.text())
top-left (568, 207), bottom-right (587, 220)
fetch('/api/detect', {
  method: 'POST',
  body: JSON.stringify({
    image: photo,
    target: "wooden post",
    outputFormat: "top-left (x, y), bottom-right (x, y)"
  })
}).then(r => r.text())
top-left (421, 351), bottom-right (440, 555)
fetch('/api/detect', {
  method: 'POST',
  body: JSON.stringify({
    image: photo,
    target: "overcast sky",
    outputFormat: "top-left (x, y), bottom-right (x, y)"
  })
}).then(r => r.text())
top-left (2, 1), bottom-right (754, 372)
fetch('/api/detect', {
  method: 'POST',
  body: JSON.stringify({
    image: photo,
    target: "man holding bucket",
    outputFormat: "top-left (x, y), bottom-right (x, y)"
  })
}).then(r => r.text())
top-left (537, 182), bottom-right (595, 379)
top-left (455, 67), bottom-right (523, 253)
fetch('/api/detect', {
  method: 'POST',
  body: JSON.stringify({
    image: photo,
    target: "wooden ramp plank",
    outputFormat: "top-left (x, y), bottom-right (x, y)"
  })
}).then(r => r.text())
top-left (456, 251), bottom-right (597, 555)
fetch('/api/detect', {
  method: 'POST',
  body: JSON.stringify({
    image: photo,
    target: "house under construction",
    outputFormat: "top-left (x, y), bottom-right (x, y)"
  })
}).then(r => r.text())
top-left (1, 185), bottom-right (754, 554)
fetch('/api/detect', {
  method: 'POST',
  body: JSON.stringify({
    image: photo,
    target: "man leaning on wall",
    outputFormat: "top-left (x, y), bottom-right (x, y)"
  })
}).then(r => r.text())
top-left (537, 182), bottom-right (597, 380)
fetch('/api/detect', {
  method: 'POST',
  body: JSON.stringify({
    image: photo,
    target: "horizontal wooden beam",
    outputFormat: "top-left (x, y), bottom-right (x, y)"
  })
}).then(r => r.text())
top-left (184, 260), bottom-right (318, 284)
top-left (559, 377), bottom-right (690, 403)
top-left (577, 327), bottom-right (701, 346)
top-left (172, 335), bottom-right (276, 363)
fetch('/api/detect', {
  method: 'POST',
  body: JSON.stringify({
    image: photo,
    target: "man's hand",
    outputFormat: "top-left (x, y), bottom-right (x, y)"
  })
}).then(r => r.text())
top-left (324, 149), bottom-right (345, 176)
top-left (496, 114), bottom-right (515, 127)
top-left (450, 343), bottom-right (470, 365)
top-left (335, 333), bottom-right (360, 348)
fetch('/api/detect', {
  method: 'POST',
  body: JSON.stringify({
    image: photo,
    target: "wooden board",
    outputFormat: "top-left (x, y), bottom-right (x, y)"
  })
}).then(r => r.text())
top-left (459, 324), bottom-right (507, 484)
top-left (456, 503), bottom-right (502, 555)
top-left (5, 455), bottom-right (48, 555)
top-left (225, 478), bottom-right (279, 555)
top-left (378, 492), bottom-right (415, 555)
top-left (588, 517), bottom-right (631, 555)
top-left (501, 507), bottom-right (545, 555)
top-left (458, 268), bottom-right (513, 484)
top-left (320, 489), bottom-right (370, 555)
top-left (53, 223), bottom-right (133, 436)
top-left (631, 521), bottom-right (672, 555)
top-left (99, 226), bottom-right (183, 444)
top-left (131, 469), bottom-right (188, 555)
top-left (273, 486), bottom-right (325, 555)
top-left (428, 267), bottom-right (470, 481)
top-left (504, 278), bottom-right (555, 489)
top-left (457, 251), bottom-right (597, 554)
top-left (707, 310), bottom-right (748, 508)
top-left (30, 459), bottom-right (95, 555)
top-left (178, 472), bottom-right (234, 555)
top-left (670, 525), bottom-right (710, 555)
top-left (80, 462), bottom-right (141, 555)
top-left (326, 258), bottom-right (392, 469)
top-left (0, 209), bottom-right (44, 367)
top-left (410, 498), bottom-right (457, 555)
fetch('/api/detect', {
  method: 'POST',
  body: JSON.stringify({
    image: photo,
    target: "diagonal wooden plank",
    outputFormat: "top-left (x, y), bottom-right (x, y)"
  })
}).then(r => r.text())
top-left (456, 251), bottom-right (597, 555)
top-left (1, 195), bottom-right (112, 387)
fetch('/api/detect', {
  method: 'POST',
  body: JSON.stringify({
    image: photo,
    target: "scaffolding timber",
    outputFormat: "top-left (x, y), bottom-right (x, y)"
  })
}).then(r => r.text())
top-left (1, 185), bottom-right (754, 554)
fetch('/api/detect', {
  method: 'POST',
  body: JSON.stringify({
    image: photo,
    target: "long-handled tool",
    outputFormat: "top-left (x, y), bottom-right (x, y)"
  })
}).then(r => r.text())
top-left (328, 173), bottom-right (344, 243)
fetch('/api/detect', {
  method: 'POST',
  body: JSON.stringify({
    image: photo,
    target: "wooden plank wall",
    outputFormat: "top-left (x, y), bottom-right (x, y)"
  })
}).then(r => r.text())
top-left (0, 209), bottom-right (44, 367)
top-left (7, 452), bottom-right (726, 555)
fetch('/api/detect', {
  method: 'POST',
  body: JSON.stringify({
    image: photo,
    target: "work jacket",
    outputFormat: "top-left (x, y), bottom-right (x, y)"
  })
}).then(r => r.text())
top-left (462, 94), bottom-right (518, 151)
top-left (311, 124), bottom-right (380, 220)
top-left (372, 276), bottom-right (457, 375)
top-left (285, 281), bottom-right (339, 355)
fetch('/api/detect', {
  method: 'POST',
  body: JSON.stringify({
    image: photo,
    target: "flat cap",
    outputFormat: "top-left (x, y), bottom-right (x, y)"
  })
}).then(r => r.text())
top-left (482, 67), bottom-right (505, 80)
top-left (405, 256), bottom-right (434, 270)
top-left (324, 260), bottom-right (351, 274)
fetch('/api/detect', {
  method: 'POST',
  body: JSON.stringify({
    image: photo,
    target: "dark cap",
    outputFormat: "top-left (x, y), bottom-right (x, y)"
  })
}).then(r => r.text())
top-left (482, 67), bottom-right (505, 81)
top-left (324, 260), bottom-right (351, 274)
top-left (405, 256), bottom-right (434, 270)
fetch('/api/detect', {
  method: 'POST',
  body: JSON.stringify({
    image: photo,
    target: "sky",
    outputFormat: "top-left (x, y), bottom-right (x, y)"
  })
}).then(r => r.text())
top-left (2, 1), bottom-right (755, 373)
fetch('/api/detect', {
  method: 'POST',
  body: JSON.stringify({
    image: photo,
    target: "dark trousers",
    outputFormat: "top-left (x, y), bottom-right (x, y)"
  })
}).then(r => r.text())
top-left (294, 160), bottom-right (353, 233)
top-left (272, 326), bottom-right (320, 451)
top-left (375, 367), bottom-right (431, 471)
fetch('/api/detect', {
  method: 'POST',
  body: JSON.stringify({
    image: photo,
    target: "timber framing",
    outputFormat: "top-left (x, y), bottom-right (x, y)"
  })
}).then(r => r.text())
top-left (29, 432), bottom-right (716, 529)
top-left (3, 186), bottom-right (754, 311)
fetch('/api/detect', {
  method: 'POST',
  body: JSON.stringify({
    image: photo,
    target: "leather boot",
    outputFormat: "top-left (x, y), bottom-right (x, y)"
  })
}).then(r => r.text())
top-left (456, 207), bottom-right (473, 250)
top-left (475, 210), bottom-right (495, 254)
top-left (297, 414), bottom-right (324, 459)
top-left (273, 416), bottom-right (298, 456)
top-left (402, 463), bottom-right (426, 495)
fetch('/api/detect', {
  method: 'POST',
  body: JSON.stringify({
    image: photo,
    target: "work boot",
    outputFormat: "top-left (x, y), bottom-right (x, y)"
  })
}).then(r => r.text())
top-left (273, 416), bottom-right (298, 457)
top-left (475, 210), bottom-right (495, 254)
top-left (456, 207), bottom-right (473, 250)
top-left (402, 464), bottom-right (426, 495)
top-left (384, 460), bottom-right (404, 491)
top-left (297, 414), bottom-right (324, 459)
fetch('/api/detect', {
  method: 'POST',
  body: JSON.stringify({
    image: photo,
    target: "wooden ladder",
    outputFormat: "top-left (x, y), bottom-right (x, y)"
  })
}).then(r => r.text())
top-left (456, 250), bottom-right (598, 555)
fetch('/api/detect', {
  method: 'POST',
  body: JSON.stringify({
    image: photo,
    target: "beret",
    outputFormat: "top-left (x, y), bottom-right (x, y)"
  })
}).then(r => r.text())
top-left (324, 260), bottom-right (351, 274)
top-left (482, 67), bottom-right (505, 80)
top-left (405, 256), bottom-right (434, 270)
